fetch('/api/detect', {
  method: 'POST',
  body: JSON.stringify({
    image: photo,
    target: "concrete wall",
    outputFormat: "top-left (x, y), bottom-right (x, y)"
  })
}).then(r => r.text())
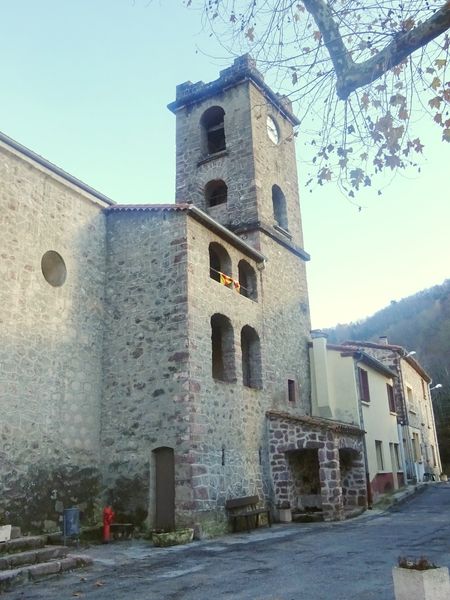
top-left (400, 360), bottom-right (441, 477)
top-left (310, 344), bottom-right (359, 425)
top-left (309, 342), bottom-right (404, 501)
top-left (361, 367), bottom-right (401, 499)
top-left (0, 142), bottom-right (107, 532)
top-left (346, 343), bottom-right (442, 479)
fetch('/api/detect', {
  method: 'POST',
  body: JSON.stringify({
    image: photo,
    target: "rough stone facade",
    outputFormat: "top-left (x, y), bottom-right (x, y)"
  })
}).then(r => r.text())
top-left (1, 56), bottom-right (372, 535)
top-left (0, 139), bottom-right (108, 531)
top-left (267, 412), bottom-right (366, 521)
top-left (101, 207), bottom-right (191, 526)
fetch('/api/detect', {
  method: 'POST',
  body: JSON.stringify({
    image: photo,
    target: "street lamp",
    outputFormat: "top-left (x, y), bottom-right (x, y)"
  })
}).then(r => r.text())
top-left (405, 351), bottom-right (416, 358)
top-left (430, 384), bottom-right (443, 391)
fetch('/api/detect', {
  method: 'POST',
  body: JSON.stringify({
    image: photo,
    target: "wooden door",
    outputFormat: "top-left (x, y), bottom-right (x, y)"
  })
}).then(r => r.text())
top-left (154, 447), bottom-right (175, 531)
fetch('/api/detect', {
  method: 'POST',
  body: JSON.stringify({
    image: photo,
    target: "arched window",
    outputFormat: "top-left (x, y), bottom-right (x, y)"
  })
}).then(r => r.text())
top-left (238, 260), bottom-right (257, 301)
top-left (205, 180), bottom-right (228, 208)
top-left (241, 325), bottom-right (262, 389)
top-left (201, 106), bottom-right (226, 155)
top-left (272, 185), bottom-right (288, 231)
top-left (211, 314), bottom-right (235, 382)
top-left (209, 242), bottom-right (231, 283)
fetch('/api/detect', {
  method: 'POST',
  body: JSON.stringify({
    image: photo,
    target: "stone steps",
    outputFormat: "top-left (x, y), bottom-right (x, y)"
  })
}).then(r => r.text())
top-left (0, 537), bottom-right (93, 592)
top-left (0, 535), bottom-right (46, 554)
top-left (0, 545), bottom-right (68, 569)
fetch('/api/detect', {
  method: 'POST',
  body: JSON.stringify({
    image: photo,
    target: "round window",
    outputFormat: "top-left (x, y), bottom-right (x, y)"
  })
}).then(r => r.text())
top-left (41, 251), bottom-right (67, 287)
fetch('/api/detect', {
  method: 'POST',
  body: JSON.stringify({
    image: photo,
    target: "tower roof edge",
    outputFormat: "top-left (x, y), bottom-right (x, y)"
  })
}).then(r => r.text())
top-left (167, 54), bottom-right (300, 126)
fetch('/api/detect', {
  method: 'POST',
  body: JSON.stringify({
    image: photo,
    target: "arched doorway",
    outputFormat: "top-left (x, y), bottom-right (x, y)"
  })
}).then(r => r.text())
top-left (153, 447), bottom-right (175, 531)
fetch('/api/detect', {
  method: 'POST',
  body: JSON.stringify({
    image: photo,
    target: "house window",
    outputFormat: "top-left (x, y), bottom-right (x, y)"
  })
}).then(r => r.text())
top-left (205, 179), bottom-right (227, 208)
top-left (41, 251), bottom-right (67, 287)
top-left (387, 383), bottom-right (396, 413)
top-left (421, 379), bottom-right (426, 399)
top-left (201, 106), bottom-right (226, 155)
top-left (358, 367), bottom-right (370, 403)
top-left (238, 260), bottom-right (257, 300)
top-left (407, 386), bottom-right (415, 412)
top-left (375, 440), bottom-right (384, 471)
top-left (431, 445), bottom-right (437, 467)
top-left (412, 432), bottom-right (421, 462)
top-left (288, 379), bottom-right (297, 403)
top-left (211, 314), bottom-right (235, 382)
top-left (391, 443), bottom-right (401, 471)
top-left (272, 185), bottom-right (288, 231)
top-left (241, 326), bottom-right (262, 389)
top-left (209, 242), bottom-right (231, 283)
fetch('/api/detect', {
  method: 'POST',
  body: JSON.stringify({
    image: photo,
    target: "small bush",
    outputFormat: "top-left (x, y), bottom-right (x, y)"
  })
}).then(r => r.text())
top-left (398, 556), bottom-right (438, 570)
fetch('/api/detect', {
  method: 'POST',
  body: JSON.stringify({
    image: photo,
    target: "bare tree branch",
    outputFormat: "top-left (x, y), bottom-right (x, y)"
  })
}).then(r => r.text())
top-left (302, 0), bottom-right (450, 99)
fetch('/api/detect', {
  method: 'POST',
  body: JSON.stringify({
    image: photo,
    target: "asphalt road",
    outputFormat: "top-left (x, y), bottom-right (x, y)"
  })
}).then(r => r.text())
top-left (8, 484), bottom-right (450, 600)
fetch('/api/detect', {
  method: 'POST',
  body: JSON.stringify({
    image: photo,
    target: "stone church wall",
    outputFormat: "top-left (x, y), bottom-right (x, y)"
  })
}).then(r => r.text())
top-left (101, 208), bottom-right (192, 528)
top-left (257, 235), bottom-right (311, 416)
top-left (184, 216), bottom-right (267, 534)
top-left (0, 144), bottom-right (107, 532)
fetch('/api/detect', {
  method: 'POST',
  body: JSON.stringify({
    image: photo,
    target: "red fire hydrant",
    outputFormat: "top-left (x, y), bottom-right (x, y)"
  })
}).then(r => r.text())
top-left (102, 506), bottom-right (115, 544)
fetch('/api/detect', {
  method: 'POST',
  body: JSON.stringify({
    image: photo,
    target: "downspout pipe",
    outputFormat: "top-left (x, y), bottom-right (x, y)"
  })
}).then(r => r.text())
top-left (397, 352), bottom-right (415, 483)
top-left (354, 352), bottom-right (373, 509)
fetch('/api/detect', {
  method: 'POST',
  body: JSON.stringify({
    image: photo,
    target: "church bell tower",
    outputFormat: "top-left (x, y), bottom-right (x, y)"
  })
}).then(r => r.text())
top-left (168, 55), bottom-right (310, 262)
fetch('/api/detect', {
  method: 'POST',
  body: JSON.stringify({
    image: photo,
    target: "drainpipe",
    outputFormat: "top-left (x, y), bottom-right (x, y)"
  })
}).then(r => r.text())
top-left (354, 353), bottom-right (373, 509)
top-left (428, 381), bottom-right (443, 476)
top-left (397, 353), bottom-right (416, 483)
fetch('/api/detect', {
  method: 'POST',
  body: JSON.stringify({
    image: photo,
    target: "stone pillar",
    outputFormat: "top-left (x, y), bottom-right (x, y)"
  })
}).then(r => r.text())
top-left (319, 438), bottom-right (344, 521)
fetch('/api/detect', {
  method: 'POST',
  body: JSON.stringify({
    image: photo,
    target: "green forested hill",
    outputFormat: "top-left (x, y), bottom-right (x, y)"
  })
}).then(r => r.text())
top-left (325, 279), bottom-right (450, 469)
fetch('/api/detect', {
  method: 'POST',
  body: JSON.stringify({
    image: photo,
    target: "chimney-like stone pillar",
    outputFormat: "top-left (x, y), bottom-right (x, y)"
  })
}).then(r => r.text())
top-left (310, 330), bottom-right (333, 419)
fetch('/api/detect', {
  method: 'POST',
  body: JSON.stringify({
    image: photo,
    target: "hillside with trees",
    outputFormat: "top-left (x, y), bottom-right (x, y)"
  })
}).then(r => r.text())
top-left (326, 278), bottom-right (450, 469)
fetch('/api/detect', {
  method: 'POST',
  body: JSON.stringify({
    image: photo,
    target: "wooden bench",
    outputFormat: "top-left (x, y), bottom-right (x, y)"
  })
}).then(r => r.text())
top-left (225, 495), bottom-right (271, 533)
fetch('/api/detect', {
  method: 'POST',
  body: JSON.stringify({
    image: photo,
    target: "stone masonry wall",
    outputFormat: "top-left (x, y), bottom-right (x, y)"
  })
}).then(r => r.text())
top-left (248, 84), bottom-right (304, 248)
top-left (0, 144), bottom-right (107, 532)
top-left (174, 81), bottom-right (259, 232)
top-left (183, 215), bottom-right (311, 534)
top-left (184, 217), bottom-right (267, 533)
top-left (101, 208), bottom-right (191, 528)
top-left (257, 234), bottom-right (311, 413)
top-left (400, 359), bottom-right (441, 477)
top-left (267, 413), bottom-right (366, 521)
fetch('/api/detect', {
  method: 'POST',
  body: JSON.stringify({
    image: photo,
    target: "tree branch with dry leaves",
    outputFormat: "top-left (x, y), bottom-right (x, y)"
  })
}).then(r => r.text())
top-left (185, 0), bottom-right (450, 196)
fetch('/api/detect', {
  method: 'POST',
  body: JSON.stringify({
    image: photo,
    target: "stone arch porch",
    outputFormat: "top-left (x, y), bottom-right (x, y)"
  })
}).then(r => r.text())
top-left (266, 411), bottom-right (367, 521)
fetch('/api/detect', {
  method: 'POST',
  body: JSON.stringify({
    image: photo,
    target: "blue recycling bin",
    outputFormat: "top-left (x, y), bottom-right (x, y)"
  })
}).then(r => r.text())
top-left (63, 507), bottom-right (80, 539)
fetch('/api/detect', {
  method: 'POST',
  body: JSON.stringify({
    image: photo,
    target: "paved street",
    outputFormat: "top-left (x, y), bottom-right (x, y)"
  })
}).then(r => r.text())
top-left (7, 484), bottom-right (450, 600)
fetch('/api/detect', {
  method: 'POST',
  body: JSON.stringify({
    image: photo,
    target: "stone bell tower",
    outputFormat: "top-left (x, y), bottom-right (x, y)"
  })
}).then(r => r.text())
top-left (168, 55), bottom-right (312, 417)
top-left (168, 54), bottom-right (309, 262)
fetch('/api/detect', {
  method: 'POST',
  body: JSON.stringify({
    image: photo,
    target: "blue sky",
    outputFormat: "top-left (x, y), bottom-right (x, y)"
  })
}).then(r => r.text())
top-left (2, 0), bottom-right (449, 328)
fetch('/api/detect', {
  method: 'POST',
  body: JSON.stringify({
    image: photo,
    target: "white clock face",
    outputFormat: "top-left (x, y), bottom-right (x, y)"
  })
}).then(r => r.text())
top-left (266, 115), bottom-right (279, 144)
